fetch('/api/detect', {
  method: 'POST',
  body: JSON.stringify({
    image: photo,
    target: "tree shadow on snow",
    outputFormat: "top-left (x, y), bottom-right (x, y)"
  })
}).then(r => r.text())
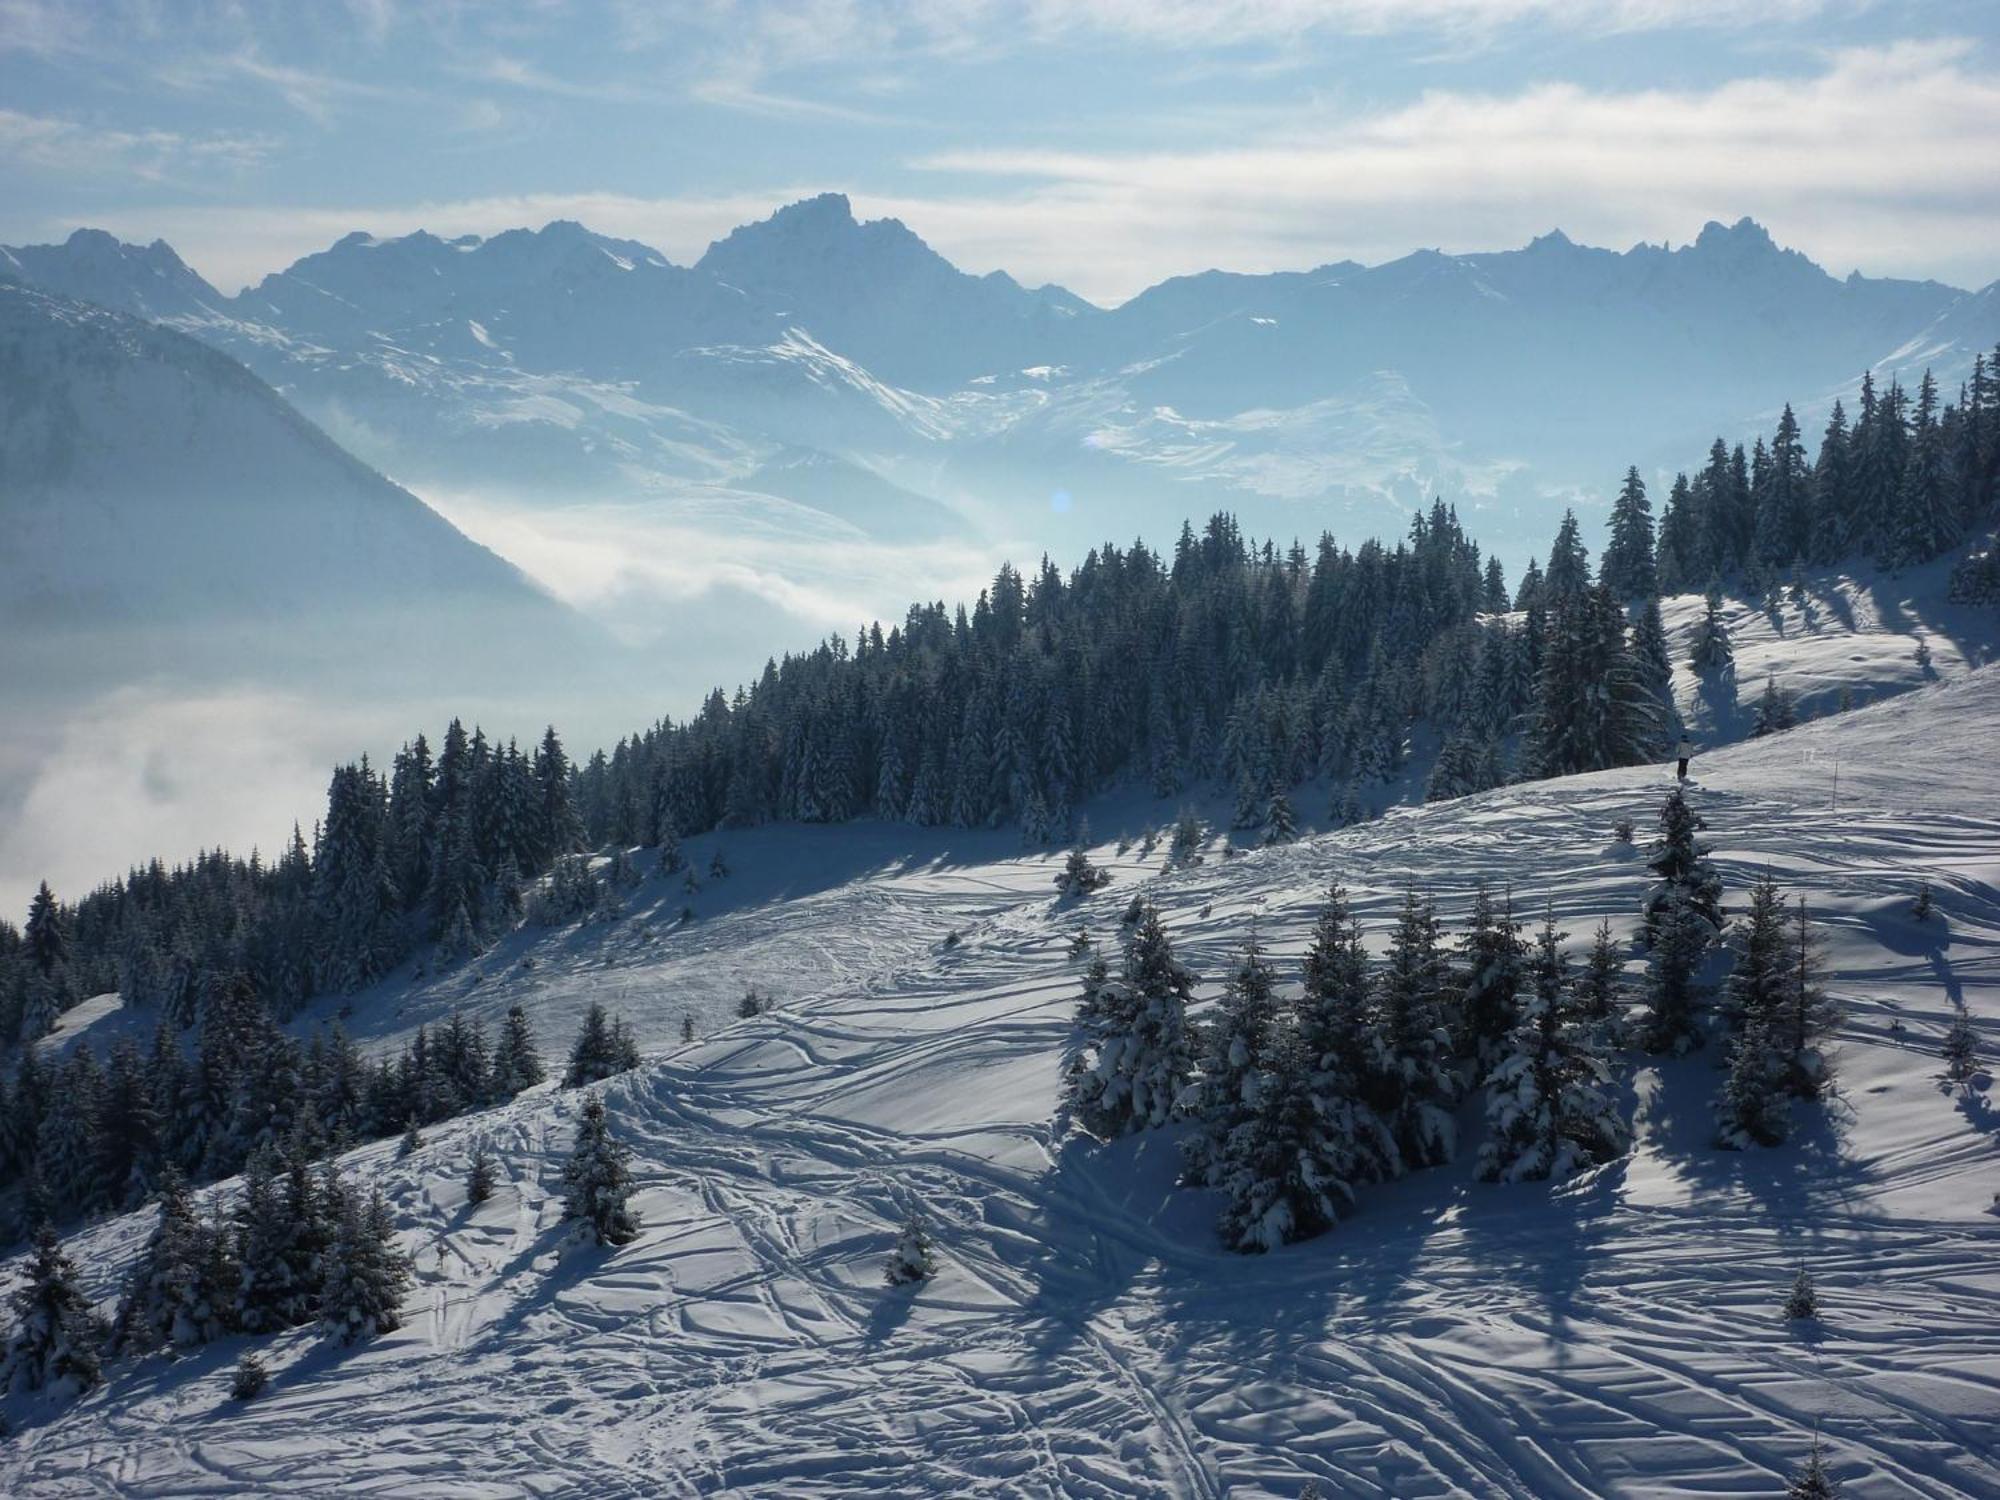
top-left (1691, 664), bottom-right (1745, 743)
top-left (1861, 572), bottom-right (1987, 671)
top-left (1950, 1077), bottom-right (1998, 1139)
top-left (861, 1281), bottom-right (921, 1347)
top-left (475, 1221), bottom-right (606, 1346)
top-left (1639, 1050), bottom-right (1878, 1233)
top-left (1005, 1130), bottom-right (1186, 1367)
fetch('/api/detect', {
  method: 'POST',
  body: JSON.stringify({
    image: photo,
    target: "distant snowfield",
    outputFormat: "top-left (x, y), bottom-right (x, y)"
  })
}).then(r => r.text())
top-left (7, 674), bottom-right (2000, 1496)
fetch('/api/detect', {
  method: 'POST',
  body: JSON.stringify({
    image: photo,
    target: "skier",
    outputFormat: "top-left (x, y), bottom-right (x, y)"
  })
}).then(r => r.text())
top-left (1674, 734), bottom-right (1696, 781)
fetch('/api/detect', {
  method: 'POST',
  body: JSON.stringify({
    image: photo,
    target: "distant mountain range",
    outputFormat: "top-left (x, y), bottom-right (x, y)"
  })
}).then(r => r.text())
top-left (6, 197), bottom-right (1999, 560)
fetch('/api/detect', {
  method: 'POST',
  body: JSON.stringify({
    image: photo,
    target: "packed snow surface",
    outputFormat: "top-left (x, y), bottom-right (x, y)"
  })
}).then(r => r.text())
top-left (7, 672), bottom-right (2000, 1496)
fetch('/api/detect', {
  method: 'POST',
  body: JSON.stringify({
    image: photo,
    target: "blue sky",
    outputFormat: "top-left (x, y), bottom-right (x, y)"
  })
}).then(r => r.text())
top-left (3, 0), bottom-right (1998, 302)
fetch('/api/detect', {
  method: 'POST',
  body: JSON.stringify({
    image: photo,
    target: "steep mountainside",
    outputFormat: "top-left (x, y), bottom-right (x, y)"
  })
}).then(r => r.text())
top-left (0, 283), bottom-right (598, 683)
top-left (695, 192), bottom-right (1096, 390)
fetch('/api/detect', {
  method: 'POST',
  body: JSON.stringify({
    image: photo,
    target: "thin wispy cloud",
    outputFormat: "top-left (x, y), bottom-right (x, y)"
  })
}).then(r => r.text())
top-left (907, 39), bottom-right (2000, 298)
top-left (1013, 0), bottom-right (1834, 45)
top-left (0, 107), bottom-right (275, 183)
top-left (63, 40), bottom-right (2000, 302)
top-left (688, 76), bottom-right (907, 126)
top-left (0, 0), bottom-right (89, 57)
top-left (157, 47), bottom-right (401, 125)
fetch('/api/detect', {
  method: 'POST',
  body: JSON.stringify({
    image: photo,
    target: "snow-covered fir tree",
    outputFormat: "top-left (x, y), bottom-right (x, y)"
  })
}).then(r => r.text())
top-left (1715, 999), bottom-right (1791, 1148)
top-left (1642, 899), bottom-right (1712, 1058)
top-left (1941, 1005), bottom-right (1979, 1084)
top-left (1182, 940), bottom-right (1282, 1189)
top-left (1169, 809), bottom-right (1205, 868)
top-left (490, 1004), bottom-right (546, 1096)
top-left (3, 1228), bottom-right (102, 1397)
top-left (1544, 509), bottom-right (1592, 606)
top-left (1296, 885), bottom-right (1399, 1185)
top-left (564, 1002), bottom-right (639, 1088)
top-left (234, 1147), bottom-right (324, 1333)
top-left (1574, 918), bottom-right (1626, 1035)
top-left (1365, 890), bottom-right (1461, 1169)
top-left (1775, 900), bottom-right (1840, 1101)
top-left (1786, 1430), bottom-right (1841, 1499)
top-left (318, 1181), bottom-right (413, 1343)
top-left (1058, 949), bottom-right (1114, 1124)
top-left (1424, 728), bottom-right (1483, 803)
top-left (1600, 467), bottom-right (1658, 599)
top-left (1262, 787), bottom-right (1299, 845)
top-left (1785, 1265), bottom-right (1819, 1319)
top-left (1638, 790), bottom-right (1723, 1055)
top-left (1688, 581), bottom-right (1735, 674)
top-left (1642, 789), bottom-right (1724, 947)
top-left (1721, 874), bottom-right (1790, 1035)
top-left (1527, 579), bottom-right (1664, 776)
top-left (312, 760), bottom-right (400, 993)
top-left (24, 880), bottom-right (69, 979)
top-left (230, 1350), bottom-right (269, 1401)
top-left (1476, 917), bottom-right (1629, 1183)
top-left (1752, 675), bottom-right (1797, 737)
top-left (37, 1048), bottom-right (105, 1215)
top-left (1065, 906), bottom-right (1199, 1138)
top-left (656, 822), bottom-right (684, 875)
top-left (467, 1140), bottom-right (498, 1205)
top-left (1716, 884), bottom-right (1839, 1146)
top-left (1629, 599), bottom-right (1675, 724)
top-left (1209, 1022), bottom-right (1355, 1252)
top-left (561, 1093), bottom-right (639, 1247)
top-left (883, 1209), bottom-right (939, 1285)
top-left (1053, 842), bottom-right (1111, 898)
top-left (111, 1168), bottom-right (234, 1353)
top-left (529, 854), bottom-right (603, 926)
top-left (95, 1036), bottom-right (162, 1213)
top-left (1456, 883), bottom-right (1527, 1075)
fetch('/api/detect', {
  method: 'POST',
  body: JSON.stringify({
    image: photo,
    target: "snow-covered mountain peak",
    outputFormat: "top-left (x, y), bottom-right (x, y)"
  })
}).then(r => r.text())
top-left (1693, 214), bottom-right (1776, 252)
top-left (4, 207), bottom-right (1996, 549)
top-left (0, 227), bottom-right (226, 322)
top-left (1679, 215), bottom-right (1829, 285)
top-left (697, 191), bottom-right (954, 291)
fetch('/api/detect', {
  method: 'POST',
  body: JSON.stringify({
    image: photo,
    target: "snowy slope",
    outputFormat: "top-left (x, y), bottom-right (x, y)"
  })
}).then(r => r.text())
top-left (1655, 560), bottom-right (1997, 744)
top-left (6, 669), bottom-right (1998, 1497)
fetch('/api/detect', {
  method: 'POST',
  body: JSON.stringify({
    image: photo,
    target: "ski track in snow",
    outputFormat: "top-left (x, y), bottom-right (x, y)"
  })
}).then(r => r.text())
top-left (8, 672), bottom-right (2000, 1496)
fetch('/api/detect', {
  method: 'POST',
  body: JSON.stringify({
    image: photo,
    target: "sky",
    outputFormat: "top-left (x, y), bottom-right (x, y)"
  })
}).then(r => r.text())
top-left (3, 1), bottom-right (1999, 303)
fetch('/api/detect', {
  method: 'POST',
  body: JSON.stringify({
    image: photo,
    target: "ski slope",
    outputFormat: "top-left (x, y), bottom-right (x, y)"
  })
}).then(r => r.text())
top-left (6, 671), bottom-right (2000, 1497)
top-left (1655, 561), bottom-right (1996, 745)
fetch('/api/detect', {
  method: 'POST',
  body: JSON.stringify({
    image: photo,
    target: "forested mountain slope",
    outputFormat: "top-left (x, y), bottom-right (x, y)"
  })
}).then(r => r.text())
top-left (2, 666), bottom-right (1996, 1496)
